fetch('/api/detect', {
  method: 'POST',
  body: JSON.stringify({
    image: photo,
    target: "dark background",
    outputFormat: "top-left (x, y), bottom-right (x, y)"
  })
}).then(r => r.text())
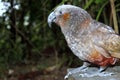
top-left (0, 0), bottom-right (120, 80)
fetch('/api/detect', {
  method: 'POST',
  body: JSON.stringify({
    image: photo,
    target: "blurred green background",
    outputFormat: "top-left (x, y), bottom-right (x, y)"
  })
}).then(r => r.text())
top-left (0, 0), bottom-right (120, 80)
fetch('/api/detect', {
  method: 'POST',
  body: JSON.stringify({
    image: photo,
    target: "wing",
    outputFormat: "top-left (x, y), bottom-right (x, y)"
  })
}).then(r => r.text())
top-left (99, 34), bottom-right (120, 58)
top-left (91, 21), bottom-right (120, 58)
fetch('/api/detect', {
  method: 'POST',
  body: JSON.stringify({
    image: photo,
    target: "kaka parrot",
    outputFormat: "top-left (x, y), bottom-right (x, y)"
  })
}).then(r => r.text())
top-left (47, 5), bottom-right (120, 78)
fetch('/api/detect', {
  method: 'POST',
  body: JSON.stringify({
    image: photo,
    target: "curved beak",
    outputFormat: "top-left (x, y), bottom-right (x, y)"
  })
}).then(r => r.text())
top-left (47, 12), bottom-right (56, 27)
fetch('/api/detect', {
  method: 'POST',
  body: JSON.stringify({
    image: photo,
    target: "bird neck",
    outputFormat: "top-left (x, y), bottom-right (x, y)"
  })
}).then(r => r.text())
top-left (61, 24), bottom-right (80, 39)
top-left (61, 18), bottom-right (93, 38)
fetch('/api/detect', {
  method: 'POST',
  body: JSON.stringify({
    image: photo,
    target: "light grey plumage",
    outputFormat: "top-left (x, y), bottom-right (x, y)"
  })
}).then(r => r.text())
top-left (48, 4), bottom-right (120, 78)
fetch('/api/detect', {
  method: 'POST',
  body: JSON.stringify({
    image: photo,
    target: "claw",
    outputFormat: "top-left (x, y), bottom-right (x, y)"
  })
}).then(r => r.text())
top-left (64, 72), bottom-right (72, 79)
top-left (64, 67), bottom-right (88, 79)
top-left (98, 72), bottom-right (114, 76)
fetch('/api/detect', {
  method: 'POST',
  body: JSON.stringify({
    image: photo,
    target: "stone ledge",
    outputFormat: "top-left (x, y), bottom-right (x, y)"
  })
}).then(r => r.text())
top-left (67, 66), bottom-right (120, 80)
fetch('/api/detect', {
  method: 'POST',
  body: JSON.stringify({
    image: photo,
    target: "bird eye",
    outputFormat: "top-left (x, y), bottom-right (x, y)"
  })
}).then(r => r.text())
top-left (59, 11), bottom-right (62, 14)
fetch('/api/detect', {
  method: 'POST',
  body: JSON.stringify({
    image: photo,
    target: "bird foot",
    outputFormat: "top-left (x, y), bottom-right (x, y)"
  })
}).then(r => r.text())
top-left (64, 67), bottom-right (88, 79)
top-left (98, 72), bottom-right (114, 76)
top-left (79, 71), bottom-right (114, 77)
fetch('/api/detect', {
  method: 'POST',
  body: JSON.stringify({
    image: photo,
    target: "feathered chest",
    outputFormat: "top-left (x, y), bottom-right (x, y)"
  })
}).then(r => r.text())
top-left (65, 34), bottom-right (93, 60)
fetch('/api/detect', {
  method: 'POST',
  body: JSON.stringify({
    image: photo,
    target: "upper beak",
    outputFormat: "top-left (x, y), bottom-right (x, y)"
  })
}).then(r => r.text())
top-left (47, 12), bottom-right (56, 27)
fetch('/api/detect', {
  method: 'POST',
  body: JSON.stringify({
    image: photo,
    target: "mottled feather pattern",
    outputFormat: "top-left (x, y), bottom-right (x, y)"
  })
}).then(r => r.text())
top-left (48, 4), bottom-right (120, 68)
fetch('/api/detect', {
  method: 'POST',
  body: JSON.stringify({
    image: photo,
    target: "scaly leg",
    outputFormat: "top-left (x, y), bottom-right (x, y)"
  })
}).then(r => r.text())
top-left (97, 66), bottom-right (114, 76)
top-left (64, 62), bottom-right (90, 79)
top-left (99, 66), bottom-right (107, 72)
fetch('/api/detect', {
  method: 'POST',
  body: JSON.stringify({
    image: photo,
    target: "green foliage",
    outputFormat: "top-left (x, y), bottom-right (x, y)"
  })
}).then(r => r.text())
top-left (84, 0), bottom-right (94, 9)
top-left (95, 1), bottom-right (109, 21)
top-left (94, 0), bottom-right (106, 4)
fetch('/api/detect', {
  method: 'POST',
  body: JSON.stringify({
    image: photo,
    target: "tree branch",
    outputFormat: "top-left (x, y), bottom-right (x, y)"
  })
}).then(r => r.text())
top-left (110, 0), bottom-right (119, 33)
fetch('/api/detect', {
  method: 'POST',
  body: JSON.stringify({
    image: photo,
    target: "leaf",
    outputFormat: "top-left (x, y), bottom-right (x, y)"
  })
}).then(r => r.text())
top-left (84, 0), bottom-right (94, 9)
top-left (95, 0), bottom-right (106, 4)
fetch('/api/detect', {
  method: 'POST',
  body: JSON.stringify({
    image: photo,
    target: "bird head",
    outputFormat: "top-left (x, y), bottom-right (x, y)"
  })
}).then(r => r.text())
top-left (48, 5), bottom-right (92, 34)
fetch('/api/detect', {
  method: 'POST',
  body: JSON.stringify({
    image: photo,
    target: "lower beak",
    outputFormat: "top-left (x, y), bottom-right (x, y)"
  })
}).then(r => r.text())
top-left (47, 12), bottom-right (56, 27)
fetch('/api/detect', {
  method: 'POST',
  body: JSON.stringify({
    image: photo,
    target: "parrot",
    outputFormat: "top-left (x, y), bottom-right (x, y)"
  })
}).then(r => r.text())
top-left (47, 4), bottom-right (120, 78)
